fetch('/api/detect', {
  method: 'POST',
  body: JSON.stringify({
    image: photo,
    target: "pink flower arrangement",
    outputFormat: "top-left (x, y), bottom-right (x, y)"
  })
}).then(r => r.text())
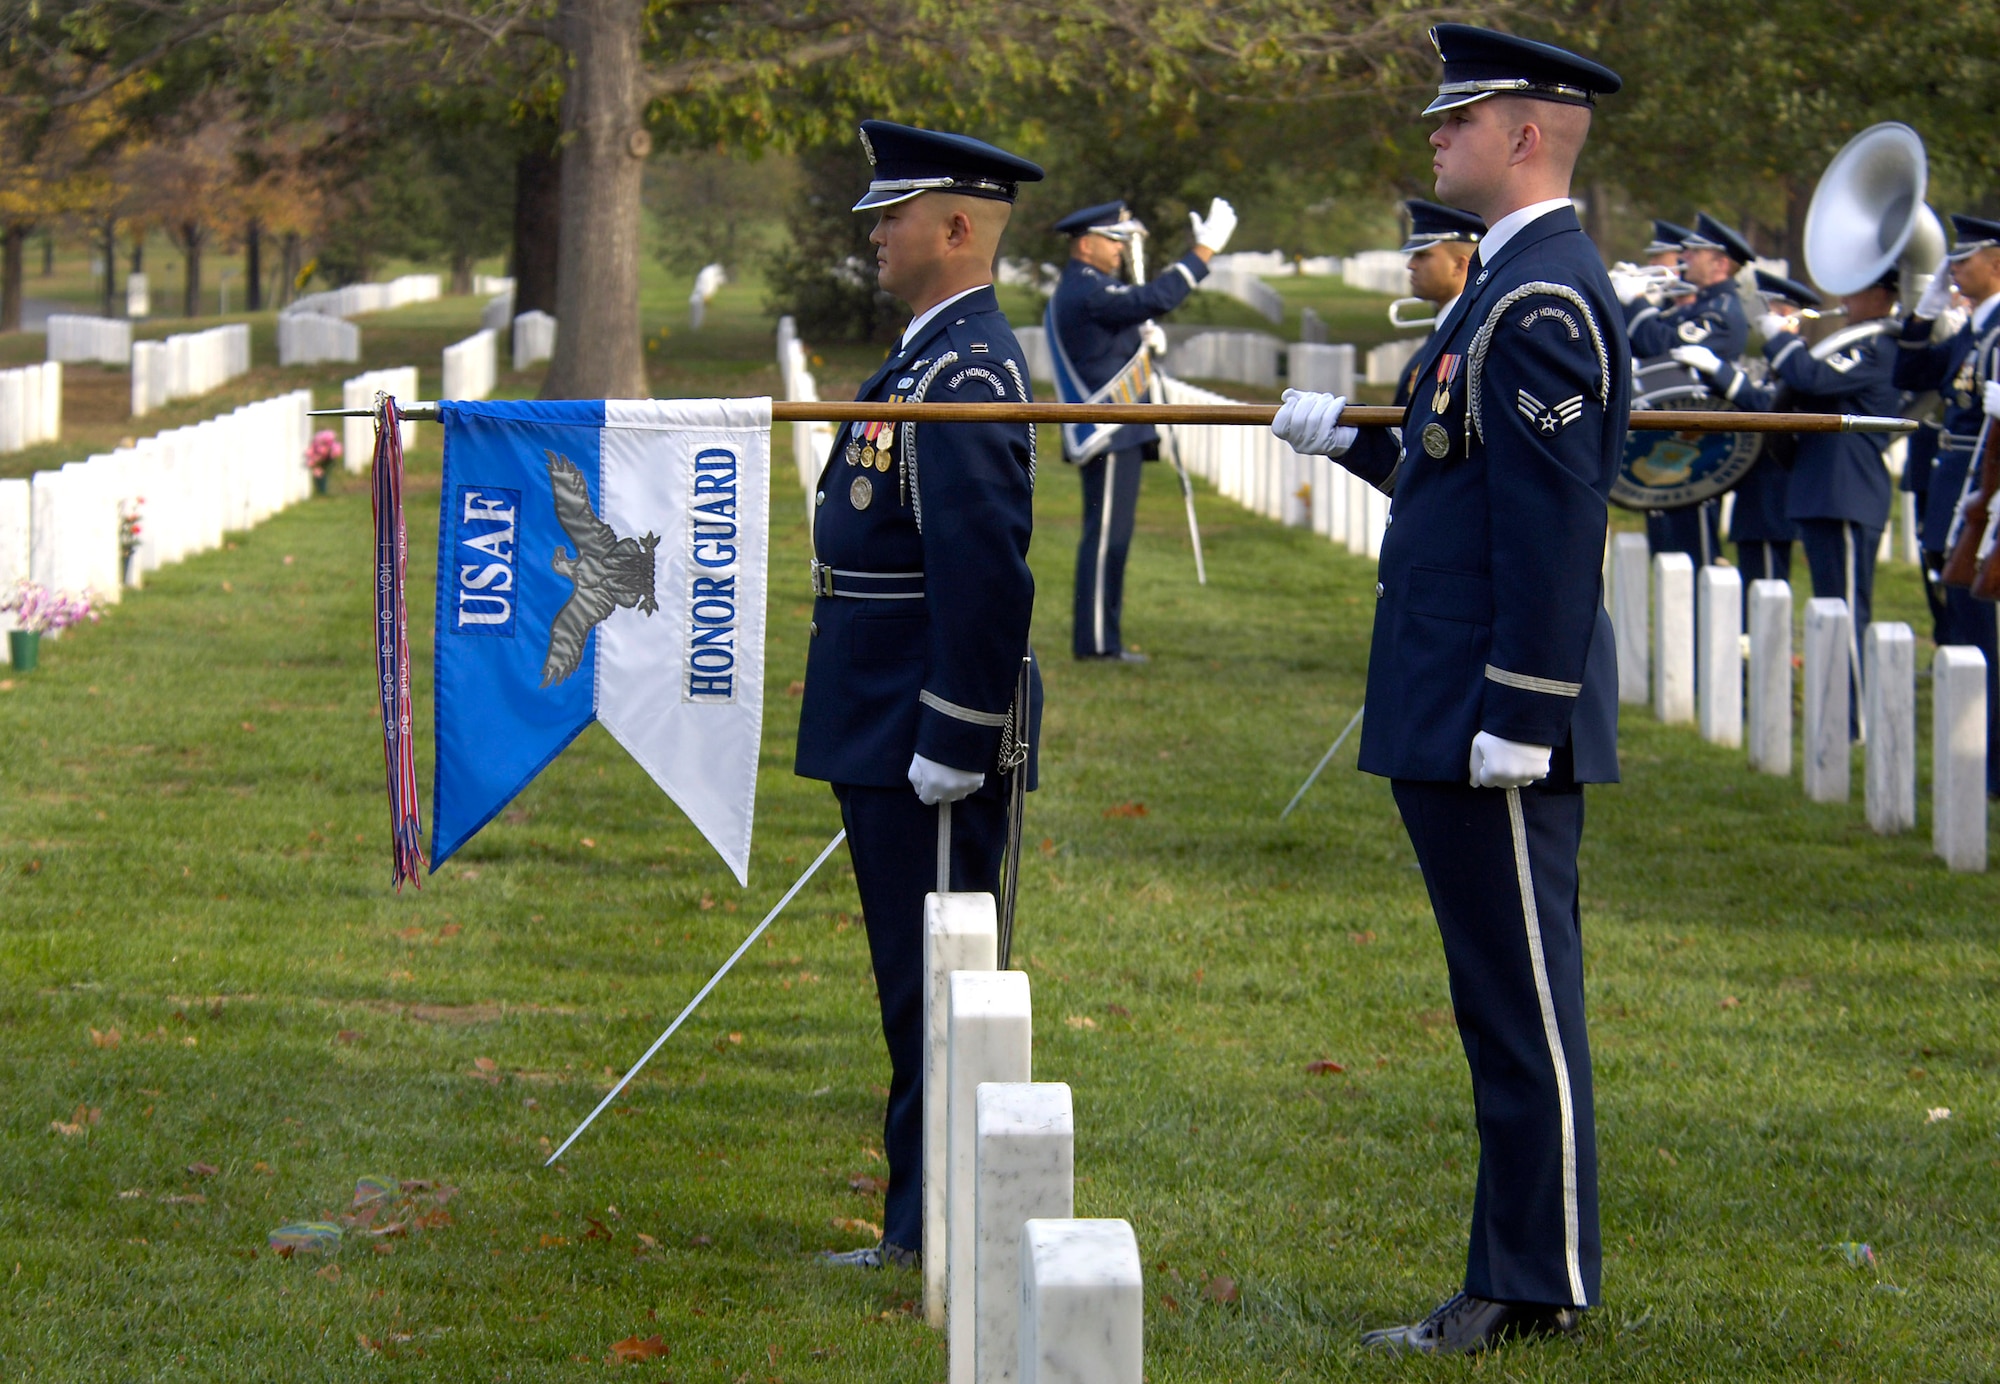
top-left (2, 581), bottom-right (100, 635)
top-left (306, 429), bottom-right (344, 479)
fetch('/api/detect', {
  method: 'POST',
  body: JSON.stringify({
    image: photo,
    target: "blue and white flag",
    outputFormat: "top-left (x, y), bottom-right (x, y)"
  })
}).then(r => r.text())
top-left (431, 398), bottom-right (771, 883)
top-left (1043, 301), bottom-right (1154, 464)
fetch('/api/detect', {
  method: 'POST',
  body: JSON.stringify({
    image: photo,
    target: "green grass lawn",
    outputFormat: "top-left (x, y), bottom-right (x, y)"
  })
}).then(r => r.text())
top-left (3, 269), bottom-right (1999, 1383)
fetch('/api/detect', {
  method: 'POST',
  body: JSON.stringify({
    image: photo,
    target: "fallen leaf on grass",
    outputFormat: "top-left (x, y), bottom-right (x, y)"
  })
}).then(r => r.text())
top-left (606, 1335), bottom-right (670, 1364)
top-left (633, 1233), bottom-right (658, 1251)
top-left (1305, 1060), bottom-right (1346, 1075)
top-left (397, 926), bottom-right (425, 942)
top-left (1348, 930), bottom-right (1377, 946)
top-left (160, 1193), bottom-right (207, 1205)
top-left (50, 1105), bottom-right (101, 1137)
top-left (315, 1264), bottom-right (342, 1283)
top-left (336, 1030), bottom-right (360, 1044)
top-left (473, 1057), bottom-right (498, 1072)
top-left (1720, 996), bottom-right (1740, 1010)
top-left (1159, 1293), bottom-right (1181, 1313)
top-left (848, 1174), bottom-right (887, 1195)
top-left (439, 923), bottom-right (462, 938)
top-left (1065, 1015), bottom-right (1098, 1031)
top-left (90, 1028), bottom-right (121, 1048)
top-left (540, 1234), bottom-right (570, 1248)
top-left (1103, 801), bottom-right (1149, 819)
top-left (583, 1217), bottom-right (613, 1241)
top-left (372, 1241), bottom-right (396, 1256)
top-left (1202, 1275), bottom-right (1239, 1304)
top-left (1656, 1147), bottom-right (1679, 1166)
top-left (1106, 1003), bottom-right (1131, 1018)
top-left (118, 1189), bottom-right (145, 1200)
top-left (187, 1162), bottom-right (219, 1178)
top-left (253, 1162), bottom-right (275, 1176)
top-left (1927, 1107), bottom-right (1952, 1123)
top-left (830, 1217), bottom-right (881, 1240)
top-left (689, 1234), bottom-right (713, 1247)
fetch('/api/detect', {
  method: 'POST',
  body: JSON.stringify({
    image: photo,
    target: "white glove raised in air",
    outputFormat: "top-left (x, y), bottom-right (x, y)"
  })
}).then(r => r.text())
top-left (1758, 312), bottom-right (1799, 341)
top-left (1913, 257), bottom-right (1955, 321)
top-left (1984, 379), bottom-right (2000, 420)
top-left (1610, 269), bottom-right (1654, 306)
top-left (1139, 320), bottom-right (1168, 356)
top-left (908, 753), bottom-right (984, 806)
top-left (1270, 389), bottom-right (1357, 458)
top-left (1190, 197), bottom-right (1237, 255)
top-left (1669, 344), bottom-right (1724, 378)
top-left (1468, 730), bottom-right (1553, 789)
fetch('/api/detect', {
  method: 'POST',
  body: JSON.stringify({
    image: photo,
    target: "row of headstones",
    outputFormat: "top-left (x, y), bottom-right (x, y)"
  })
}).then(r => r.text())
top-left (287, 275), bottom-right (441, 321)
top-left (442, 329), bottom-right (497, 403)
top-left (132, 325), bottom-right (252, 419)
top-left (1155, 375), bottom-right (1387, 556)
top-left (340, 368), bottom-right (421, 474)
top-left (1608, 533), bottom-right (1987, 871)
top-left (1197, 269), bottom-right (1286, 326)
top-left (0, 391), bottom-right (314, 615)
top-left (0, 362), bottom-right (62, 455)
top-left (512, 311), bottom-right (556, 372)
top-left (46, 314), bottom-right (132, 366)
top-left (1010, 325), bottom-right (1360, 398)
top-left (774, 317), bottom-right (840, 527)
top-left (926, 893), bottom-right (1142, 1384)
top-left (277, 312), bottom-right (361, 367)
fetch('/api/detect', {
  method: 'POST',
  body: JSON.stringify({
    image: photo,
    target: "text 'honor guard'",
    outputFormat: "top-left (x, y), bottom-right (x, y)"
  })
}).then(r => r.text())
top-left (1621, 211), bottom-right (1755, 566)
top-left (795, 120), bottom-right (1045, 1270)
top-left (1272, 22), bottom-right (1626, 1355)
top-left (1047, 194), bottom-right (1238, 661)
top-left (1895, 213), bottom-right (2000, 794)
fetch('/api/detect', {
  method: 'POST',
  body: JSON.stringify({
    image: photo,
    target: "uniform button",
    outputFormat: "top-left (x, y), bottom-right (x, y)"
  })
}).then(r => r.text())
top-left (809, 621), bottom-right (819, 637)
top-left (1374, 581), bottom-right (1385, 598)
top-left (815, 491), bottom-right (825, 506)
top-left (1384, 513), bottom-right (1393, 527)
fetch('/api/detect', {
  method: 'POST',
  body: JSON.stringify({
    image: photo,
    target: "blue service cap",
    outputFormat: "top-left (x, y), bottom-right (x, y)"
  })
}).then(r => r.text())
top-left (852, 121), bottom-right (1044, 212)
top-left (1054, 201), bottom-right (1135, 237)
top-left (1424, 24), bottom-right (1622, 116)
top-left (1399, 199), bottom-right (1485, 253)
top-left (1753, 268), bottom-right (1821, 309)
top-left (1644, 219), bottom-right (1693, 256)
top-left (1947, 213), bottom-right (2000, 262)
top-left (1681, 212), bottom-right (1755, 265)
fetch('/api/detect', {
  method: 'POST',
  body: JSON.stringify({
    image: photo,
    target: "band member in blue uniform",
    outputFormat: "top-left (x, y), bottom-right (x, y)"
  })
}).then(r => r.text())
top-left (796, 121), bottom-right (1044, 1268)
top-left (1895, 213), bottom-right (2000, 793)
top-left (1272, 24), bottom-right (1626, 1355)
top-left (1623, 212), bottom-right (1753, 566)
top-left (1701, 268), bottom-right (1815, 587)
top-left (1338, 200), bottom-right (1486, 482)
top-left (1676, 269), bottom-right (1902, 725)
top-left (1642, 219), bottom-right (1693, 277)
top-left (1049, 195), bottom-right (1236, 661)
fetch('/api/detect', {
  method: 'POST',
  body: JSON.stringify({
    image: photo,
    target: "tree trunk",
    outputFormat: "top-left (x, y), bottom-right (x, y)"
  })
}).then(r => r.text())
top-left (181, 223), bottom-right (205, 318)
top-left (245, 220), bottom-right (263, 312)
top-left (1783, 175), bottom-right (1811, 280)
top-left (0, 224), bottom-right (26, 333)
top-left (512, 139), bottom-right (562, 317)
top-left (1585, 179), bottom-right (1614, 265)
top-left (42, 231), bottom-right (54, 277)
top-left (102, 218), bottom-right (118, 316)
top-left (131, 235), bottom-right (143, 273)
top-left (543, 0), bottom-right (648, 400)
top-left (450, 247), bottom-right (473, 297)
top-left (280, 232), bottom-right (301, 308)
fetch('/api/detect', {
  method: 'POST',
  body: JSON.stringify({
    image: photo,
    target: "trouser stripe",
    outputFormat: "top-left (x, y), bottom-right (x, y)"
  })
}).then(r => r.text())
top-left (1505, 787), bottom-right (1586, 1306)
top-left (1092, 452), bottom-right (1117, 653)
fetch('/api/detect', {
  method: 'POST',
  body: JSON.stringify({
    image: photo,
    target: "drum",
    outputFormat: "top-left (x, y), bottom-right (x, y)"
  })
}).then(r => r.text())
top-left (1610, 358), bottom-right (1764, 511)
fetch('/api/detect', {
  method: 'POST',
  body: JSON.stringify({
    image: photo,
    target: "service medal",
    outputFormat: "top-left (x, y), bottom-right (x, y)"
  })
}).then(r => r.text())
top-left (1431, 352), bottom-right (1463, 415)
top-left (1421, 422), bottom-right (1451, 459)
top-left (874, 450), bottom-right (892, 473)
top-left (850, 475), bottom-right (874, 510)
top-left (845, 438), bottom-right (863, 466)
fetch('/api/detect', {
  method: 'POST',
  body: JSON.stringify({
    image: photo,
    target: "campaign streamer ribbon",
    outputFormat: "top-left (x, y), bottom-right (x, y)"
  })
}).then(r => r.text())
top-left (370, 394), bottom-right (426, 889)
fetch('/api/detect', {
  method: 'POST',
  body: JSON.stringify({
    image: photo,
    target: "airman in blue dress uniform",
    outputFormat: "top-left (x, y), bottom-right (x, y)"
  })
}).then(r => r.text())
top-left (1894, 213), bottom-right (2000, 793)
top-left (796, 121), bottom-right (1045, 1268)
top-left (1272, 24), bottom-right (1626, 1355)
top-left (1624, 212), bottom-right (1753, 566)
top-left (1338, 200), bottom-right (1486, 482)
top-left (1048, 195), bottom-right (1236, 660)
top-left (1708, 268), bottom-right (1817, 587)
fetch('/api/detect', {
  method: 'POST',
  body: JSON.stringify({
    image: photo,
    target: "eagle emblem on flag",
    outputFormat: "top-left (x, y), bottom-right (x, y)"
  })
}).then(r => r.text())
top-left (542, 452), bottom-right (660, 687)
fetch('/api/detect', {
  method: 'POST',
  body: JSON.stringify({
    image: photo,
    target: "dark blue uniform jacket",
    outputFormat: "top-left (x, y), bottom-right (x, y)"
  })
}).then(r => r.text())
top-left (1894, 307), bottom-right (2000, 548)
top-left (795, 285), bottom-right (1043, 787)
top-left (1341, 207), bottom-right (1629, 783)
top-left (1049, 251), bottom-right (1207, 454)
top-left (1716, 320), bottom-right (1900, 527)
top-left (1624, 276), bottom-right (1748, 362)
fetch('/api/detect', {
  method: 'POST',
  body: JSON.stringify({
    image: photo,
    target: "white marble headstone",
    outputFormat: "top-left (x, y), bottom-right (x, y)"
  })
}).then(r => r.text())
top-left (1863, 622), bottom-right (1915, 834)
top-left (1611, 532), bottom-right (1649, 704)
top-left (948, 970), bottom-right (1032, 1384)
top-left (925, 893), bottom-right (997, 1327)
top-left (1652, 552), bottom-right (1694, 724)
top-left (1746, 579), bottom-right (1792, 775)
top-left (1803, 598), bottom-right (1851, 802)
top-left (1020, 1219), bottom-right (1143, 1384)
top-left (1696, 564), bottom-right (1742, 747)
top-left (1933, 645), bottom-right (1988, 872)
top-left (974, 1083), bottom-right (1073, 1384)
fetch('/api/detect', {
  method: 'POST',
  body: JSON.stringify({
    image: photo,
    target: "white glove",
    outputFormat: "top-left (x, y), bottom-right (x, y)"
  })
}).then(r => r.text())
top-left (1669, 344), bottom-right (1724, 377)
top-left (1271, 389), bottom-right (1357, 458)
top-left (1190, 197), bottom-right (1237, 255)
top-left (909, 753), bottom-right (984, 806)
top-left (1913, 257), bottom-right (1955, 320)
top-left (1468, 730), bottom-right (1553, 789)
top-left (1611, 270), bottom-right (1653, 306)
top-left (1758, 312), bottom-right (1799, 341)
top-left (1139, 320), bottom-right (1168, 356)
top-left (1984, 380), bottom-right (2000, 420)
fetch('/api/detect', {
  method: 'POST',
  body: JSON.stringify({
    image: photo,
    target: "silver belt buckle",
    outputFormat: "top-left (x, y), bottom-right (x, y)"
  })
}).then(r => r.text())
top-left (811, 560), bottom-right (834, 597)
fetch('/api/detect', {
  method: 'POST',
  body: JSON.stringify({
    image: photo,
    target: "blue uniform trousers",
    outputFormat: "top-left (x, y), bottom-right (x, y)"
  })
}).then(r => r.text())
top-left (1734, 540), bottom-right (1792, 587)
top-left (1938, 589), bottom-right (2000, 796)
top-left (1798, 519), bottom-right (1880, 733)
top-left (1391, 772), bottom-right (1600, 1309)
top-left (1072, 446), bottom-right (1146, 657)
top-left (832, 779), bottom-right (1009, 1253)
top-left (1646, 500), bottom-right (1721, 566)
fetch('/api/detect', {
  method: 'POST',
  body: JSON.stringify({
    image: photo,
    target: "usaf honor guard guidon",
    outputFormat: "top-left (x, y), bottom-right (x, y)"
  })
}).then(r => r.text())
top-left (1895, 213), bottom-right (2000, 795)
top-left (795, 121), bottom-right (1044, 1270)
top-left (1271, 24), bottom-right (1627, 1354)
top-left (1333, 199), bottom-right (1485, 481)
top-left (1048, 194), bottom-right (1238, 661)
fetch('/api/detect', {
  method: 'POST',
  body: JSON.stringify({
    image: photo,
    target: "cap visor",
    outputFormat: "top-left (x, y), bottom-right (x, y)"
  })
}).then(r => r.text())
top-left (1422, 90), bottom-right (1492, 115)
top-left (1946, 242), bottom-right (1995, 262)
top-left (851, 187), bottom-right (925, 212)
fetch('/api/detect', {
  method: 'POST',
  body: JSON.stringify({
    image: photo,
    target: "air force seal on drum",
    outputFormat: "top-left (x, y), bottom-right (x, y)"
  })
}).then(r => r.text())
top-left (1611, 357), bottom-right (1762, 511)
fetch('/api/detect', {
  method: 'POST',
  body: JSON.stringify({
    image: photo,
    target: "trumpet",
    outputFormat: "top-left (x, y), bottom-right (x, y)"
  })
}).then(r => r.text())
top-left (1610, 262), bottom-right (1696, 301)
top-left (1388, 297), bottom-right (1437, 330)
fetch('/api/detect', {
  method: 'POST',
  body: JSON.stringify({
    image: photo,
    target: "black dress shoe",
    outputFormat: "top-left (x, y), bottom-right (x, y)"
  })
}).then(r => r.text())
top-left (1075, 650), bottom-right (1149, 664)
top-left (819, 1242), bottom-right (919, 1270)
top-left (1360, 1291), bottom-right (1581, 1354)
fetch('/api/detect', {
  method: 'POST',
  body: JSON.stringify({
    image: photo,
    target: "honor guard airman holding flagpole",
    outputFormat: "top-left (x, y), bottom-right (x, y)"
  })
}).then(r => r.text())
top-left (1334, 199), bottom-right (1485, 482)
top-left (1271, 24), bottom-right (1627, 1354)
top-left (795, 121), bottom-right (1044, 1270)
top-left (1620, 212), bottom-right (1754, 566)
top-left (1895, 213), bottom-right (2000, 795)
top-left (1049, 195), bottom-right (1238, 661)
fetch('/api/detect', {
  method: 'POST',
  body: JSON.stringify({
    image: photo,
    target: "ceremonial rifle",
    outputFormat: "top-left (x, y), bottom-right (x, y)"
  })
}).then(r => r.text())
top-left (1125, 228), bottom-right (1208, 585)
top-left (1941, 413), bottom-right (2000, 590)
